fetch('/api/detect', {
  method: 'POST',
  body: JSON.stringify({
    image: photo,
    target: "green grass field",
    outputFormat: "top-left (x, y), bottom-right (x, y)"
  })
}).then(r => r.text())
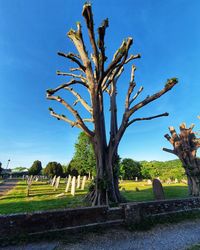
top-left (0, 180), bottom-right (188, 215)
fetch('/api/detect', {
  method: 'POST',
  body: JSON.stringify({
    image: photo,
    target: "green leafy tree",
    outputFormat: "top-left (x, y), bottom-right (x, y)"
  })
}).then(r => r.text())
top-left (120, 158), bottom-right (142, 180)
top-left (140, 159), bottom-right (185, 180)
top-left (44, 162), bottom-right (63, 177)
top-left (64, 160), bottom-right (79, 177)
top-left (72, 132), bottom-right (96, 176)
top-left (29, 160), bottom-right (42, 175)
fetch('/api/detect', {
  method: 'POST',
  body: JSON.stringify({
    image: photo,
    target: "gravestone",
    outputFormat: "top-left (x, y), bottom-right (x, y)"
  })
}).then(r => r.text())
top-left (152, 178), bottom-right (165, 200)
top-left (54, 176), bottom-right (60, 190)
top-left (135, 177), bottom-right (138, 182)
top-left (65, 177), bottom-right (68, 184)
top-left (81, 176), bottom-right (87, 190)
top-left (181, 179), bottom-right (187, 184)
top-left (51, 175), bottom-right (56, 186)
top-left (147, 179), bottom-right (152, 185)
top-left (65, 175), bottom-right (72, 192)
top-left (175, 178), bottom-right (178, 183)
top-left (166, 179), bottom-right (171, 184)
top-left (27, 178), bottom-right (32, 197)
top-left (77, 175), bottom-right (81, 189)
top-left (71, 176), bottom-right (76, 196)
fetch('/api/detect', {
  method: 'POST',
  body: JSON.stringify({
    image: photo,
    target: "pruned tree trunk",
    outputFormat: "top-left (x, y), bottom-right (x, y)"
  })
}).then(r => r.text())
top-left (163, 123), bottom-right (200, 196)
top-left (47, 3), bottom-right (178, 205)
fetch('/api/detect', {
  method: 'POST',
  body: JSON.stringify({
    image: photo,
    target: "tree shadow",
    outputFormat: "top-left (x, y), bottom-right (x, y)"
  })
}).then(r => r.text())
top-left (121, 184), bottom-right (189, 202)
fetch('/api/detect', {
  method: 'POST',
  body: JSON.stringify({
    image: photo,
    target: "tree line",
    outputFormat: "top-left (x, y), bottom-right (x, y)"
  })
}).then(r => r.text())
top-left (13, 132), bottom-right (186, 181)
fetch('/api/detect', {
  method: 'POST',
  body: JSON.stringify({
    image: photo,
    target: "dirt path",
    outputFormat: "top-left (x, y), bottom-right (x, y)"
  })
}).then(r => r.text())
top-left (0, 179), bottom-right (18, 196)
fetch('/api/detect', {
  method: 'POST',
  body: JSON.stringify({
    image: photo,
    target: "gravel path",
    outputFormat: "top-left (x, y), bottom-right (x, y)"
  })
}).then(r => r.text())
top-left (0, 179), bottom-right (18, 196)
top-left (3, 219), bottom-right (200, 250)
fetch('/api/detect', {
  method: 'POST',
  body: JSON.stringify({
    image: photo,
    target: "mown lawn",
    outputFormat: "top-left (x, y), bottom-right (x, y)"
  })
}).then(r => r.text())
top-left (120, 180), bottom-right (188, 201)
top-left (0, 180), bottom-right (188, 214)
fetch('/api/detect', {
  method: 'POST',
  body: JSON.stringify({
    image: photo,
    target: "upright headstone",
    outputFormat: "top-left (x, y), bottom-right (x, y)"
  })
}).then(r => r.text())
top-left (27, 178), bottom-right (32, 197)
top-left (77, 175), bottom-right (81, 189)
top-left (65, 177), bottom-right (68, 184)
top-left (181, 179), bottom-right (187, 184)
top-left (81, 176), bottom-right (87, 190)
top-left (147, 179), bottom-right (152, 185)
top-left (54, 176), bottom-right (60, 190)
top-left (152, 178), bottom-right (165, 200)
top-left (51, 175), bottom-right (56, 186)
top-left (65, 175), bottom-right (72, 192)
top-left (71, 176), bottom-right (76, 196)
top-left (135, 177), bottom-right (138, 182)
top-left (166, 179), bottom-right (171, 184)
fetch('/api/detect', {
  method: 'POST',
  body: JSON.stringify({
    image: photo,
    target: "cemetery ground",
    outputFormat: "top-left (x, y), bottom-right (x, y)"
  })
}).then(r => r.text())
top-left (0, 179), bottom-right (188, 214)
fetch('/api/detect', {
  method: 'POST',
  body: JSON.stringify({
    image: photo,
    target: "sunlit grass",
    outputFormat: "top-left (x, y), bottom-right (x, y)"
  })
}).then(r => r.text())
top-left (120, 181), bottom-right (188, 201)
top-left (0, 180), bottom-right (188, 214)
top-left (0, 180), bottom-right (88, 214)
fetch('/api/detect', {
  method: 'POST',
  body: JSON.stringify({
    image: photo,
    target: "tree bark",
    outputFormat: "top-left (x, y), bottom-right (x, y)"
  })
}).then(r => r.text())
top-left (163, 124), bottom-right (200, 196)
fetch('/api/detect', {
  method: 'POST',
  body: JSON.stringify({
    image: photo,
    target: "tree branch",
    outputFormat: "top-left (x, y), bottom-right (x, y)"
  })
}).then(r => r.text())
top-left (162, 148), bottom-right (177, 155)
top-left (98, 18), bottom-right (109, 76)
top-left (67, 23), bottom-right (96, 89)
top-left (56, 71), bottom-right (86, 82)
top-left (65, 86), bottom-right (92, 114)
top-left (46, 79), bottom-right (88, 96)
top-left (129, 78), bottom-right (178, 116)
top-left (129, 86), bottom-right (144, 106)
top-left (57, 52), bottom-right (86, 71)
top-left (125, 54), bottom-right (141, 64)
top-left (127, 112), bottom-right (169, 127)
top-left (100, 38), bottom-right (133, 85)
top-left (82, 3), bottom-right (99, 72)
top-left (49, 109), bottom-right (79, 128)
top-left (47, 95), bottom-right (94, 137)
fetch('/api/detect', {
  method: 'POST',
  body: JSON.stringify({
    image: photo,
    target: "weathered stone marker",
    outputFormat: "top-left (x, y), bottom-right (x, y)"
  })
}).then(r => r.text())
top-left (147, 179), bottom-right (152, 185)
top-left (26, 178), bottom-right (32, 197)
top-left (81, 176), bottom-right (87, 190)
top-left (51, 175), bottom-right (56, 186)
top-left (54, 176), bottom-right (60, 190)
top-left (71, 176), bottom-right (76, 196)
top-left (135, 177), bottom-right (138, 182)
top-left (65, 175), bottom-right (72, 192)
top-left (152, 178), bottom-right (165, 200)
top-left (77, 175), bottom-right (81, 189)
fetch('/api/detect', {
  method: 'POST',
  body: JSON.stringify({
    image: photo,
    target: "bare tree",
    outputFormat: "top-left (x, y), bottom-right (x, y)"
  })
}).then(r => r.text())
top-left (163, 123), bottom-right (200, 196)
top-left (47, 3), bottom-right (178, 205)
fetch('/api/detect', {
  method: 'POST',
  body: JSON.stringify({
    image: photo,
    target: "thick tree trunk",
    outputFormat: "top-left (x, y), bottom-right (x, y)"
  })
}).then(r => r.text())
top-left (86, 138), bottom-right (124, 206)
top-left (183, 158), bottom-right (200, 196)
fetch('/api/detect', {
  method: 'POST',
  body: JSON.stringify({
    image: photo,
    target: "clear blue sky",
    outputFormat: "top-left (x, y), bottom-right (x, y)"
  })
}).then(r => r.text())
top-left (0, 0), bottom-right (199, 169)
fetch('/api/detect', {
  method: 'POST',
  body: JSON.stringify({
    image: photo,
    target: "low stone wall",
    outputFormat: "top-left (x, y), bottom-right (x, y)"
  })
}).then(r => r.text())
top-left (122, 197), bottom-right (200, 226)
top-left (1, 197), bottom-right (200, 238)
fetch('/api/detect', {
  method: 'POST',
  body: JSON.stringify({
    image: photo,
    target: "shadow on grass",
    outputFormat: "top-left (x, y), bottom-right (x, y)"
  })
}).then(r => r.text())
top-left (0, 194), bottom-right (88, 215)
top-left (121, 185), bottom-right (189, 202)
